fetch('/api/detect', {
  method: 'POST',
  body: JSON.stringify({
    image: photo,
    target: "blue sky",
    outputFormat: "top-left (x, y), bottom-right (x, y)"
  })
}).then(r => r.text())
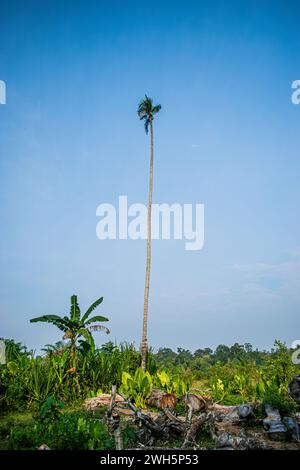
top-left (0, 0), bottom-right (300, 352)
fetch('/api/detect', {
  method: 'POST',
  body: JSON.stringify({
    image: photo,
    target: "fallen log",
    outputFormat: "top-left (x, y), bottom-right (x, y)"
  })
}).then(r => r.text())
top-left (182, 393), bottom-right (212, 419)
top-left (86, 390), bottom-right (300, 449)
top-left (208, 402), bottom-right (258, 423)
top-left (181, 413), bottom-right (209, 449)
top-left (238, 403), bottom-right (254, 419)
top-left (207, 412), bottom-right (270, 449)
top-left (282, 416), bottom-right (300, 442)
top-left (263, 404), bottom-right (287, 441)
top-left (117, 392), bottom-right (166, 435)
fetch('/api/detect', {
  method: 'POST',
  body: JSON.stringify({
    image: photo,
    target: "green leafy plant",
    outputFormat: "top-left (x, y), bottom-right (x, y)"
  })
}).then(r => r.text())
top-left (121, 368), bottom-right (152, 407)
top-left (37, 395), bottom-right (64, 423)
top-left (155, 370), bottom-right (173, 393)
top-left (9, 411), bottom-right (114, 450)
top-left (155, 370), bottom-right (188, 397)
top-left (211, 378), bottom-right (226, 402)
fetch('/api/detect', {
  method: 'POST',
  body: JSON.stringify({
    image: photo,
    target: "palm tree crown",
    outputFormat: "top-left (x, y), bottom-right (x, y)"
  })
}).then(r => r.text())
top-left (137, 95), bottom-right (161, 134)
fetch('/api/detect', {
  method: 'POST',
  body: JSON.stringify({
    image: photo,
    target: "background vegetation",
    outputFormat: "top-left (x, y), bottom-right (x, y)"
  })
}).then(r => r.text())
top-left (0, 338), bottom-right (299, 449)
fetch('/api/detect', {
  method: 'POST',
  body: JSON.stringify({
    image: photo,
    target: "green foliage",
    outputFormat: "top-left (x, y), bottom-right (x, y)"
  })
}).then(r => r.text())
top-left (262, 381), bottom-right (297, 414)
top-left (211, 378), bottom-right (226, 402)
top-left (6, 395), bottom-right (113, 450)
top-left (120, 368), bottom-right (152, 408)
top-left (1, 338), bottom-right (299, 418)
top-left (36, 395), bottom-right (64, 422)
top-left (9, 410), bottom-right (114, 450)
top-left (1, 338), bottom-right (29, 362)
top-left (0, 341), bottom-right (145, 409)
top-left (255, 341), bottom-right (299, 413)
top-left (87, 388), bottom-right (103, 398)
top-left (122, 422), bottom-right (139, 447)
top-left (154, 370), bottom-right (188, 397)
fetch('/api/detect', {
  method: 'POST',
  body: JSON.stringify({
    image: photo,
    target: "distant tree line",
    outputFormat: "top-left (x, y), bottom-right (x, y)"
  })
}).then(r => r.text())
top-left (153, 342), bottom-right (280, 372)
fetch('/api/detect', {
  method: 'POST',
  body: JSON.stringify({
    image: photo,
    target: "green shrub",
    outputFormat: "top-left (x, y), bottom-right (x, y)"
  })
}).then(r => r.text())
top-left (9, 410), bottom-right (114, 450)
top-left (154, 370), bottom-right (188, 397)
top-left (120, 368), bottom-right (152, 408)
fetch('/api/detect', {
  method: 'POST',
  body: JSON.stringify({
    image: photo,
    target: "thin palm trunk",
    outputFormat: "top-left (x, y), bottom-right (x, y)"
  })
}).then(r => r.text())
top-left (141, 119), bottom-right (154, 371)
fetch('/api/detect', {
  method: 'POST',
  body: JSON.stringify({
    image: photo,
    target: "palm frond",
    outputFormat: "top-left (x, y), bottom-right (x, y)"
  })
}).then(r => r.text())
top-left (152, 104), bottom-right (161, 114)
top-left (137, 108), bottom-right (147, 119)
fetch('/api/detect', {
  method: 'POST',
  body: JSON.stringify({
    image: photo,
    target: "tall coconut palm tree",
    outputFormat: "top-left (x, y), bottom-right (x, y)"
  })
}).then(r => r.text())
top-left (30, 295), bottom-right (109, 366)
top-left (137, 95), bottom-right (161, 371)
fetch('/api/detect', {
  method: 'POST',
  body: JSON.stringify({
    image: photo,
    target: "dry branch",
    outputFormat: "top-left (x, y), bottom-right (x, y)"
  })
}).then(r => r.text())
top-left (105, 385), bottom-right (124, 450)
top-left (181, 413), bottom-right (209, 449)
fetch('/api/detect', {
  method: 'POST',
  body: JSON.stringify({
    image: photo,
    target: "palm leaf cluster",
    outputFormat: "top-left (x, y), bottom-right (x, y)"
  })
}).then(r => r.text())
top-left (137, 95), bottom-right (161, 134)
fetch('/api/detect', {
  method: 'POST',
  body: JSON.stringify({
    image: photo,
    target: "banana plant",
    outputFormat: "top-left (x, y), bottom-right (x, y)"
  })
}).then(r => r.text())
top-left (30, 295), bottom-right (110, 367)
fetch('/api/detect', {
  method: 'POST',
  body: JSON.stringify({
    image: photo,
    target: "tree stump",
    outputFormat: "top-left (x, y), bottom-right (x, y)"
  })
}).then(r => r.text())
top-left (147, 388), bottom-right (177, 409)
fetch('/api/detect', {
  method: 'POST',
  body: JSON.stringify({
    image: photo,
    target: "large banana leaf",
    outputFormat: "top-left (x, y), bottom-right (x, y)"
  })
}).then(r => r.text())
top-left (81, 297), bottom-right (103, 323)
top-left (84, 315), bottom-right (108, 326)
top-left (70, 295), bottom-right (81, 321)
top-left (30, 315), bottom-right (68, 332)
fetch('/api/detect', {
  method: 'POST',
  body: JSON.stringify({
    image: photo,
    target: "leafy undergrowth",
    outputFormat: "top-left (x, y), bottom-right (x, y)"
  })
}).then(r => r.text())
top-left (0, 410), bottom-right (33, 450)
top-left (0, 407), bottom-right (112, 450)
top-left (0, 402), bottom-right (139, 450)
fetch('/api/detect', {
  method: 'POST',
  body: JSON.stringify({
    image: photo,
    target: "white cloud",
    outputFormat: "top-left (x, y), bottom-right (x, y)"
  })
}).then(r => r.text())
top-left (288, 247), bottom-right (300, 259)
top-left (231, 254), bottom-right (300, 300)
